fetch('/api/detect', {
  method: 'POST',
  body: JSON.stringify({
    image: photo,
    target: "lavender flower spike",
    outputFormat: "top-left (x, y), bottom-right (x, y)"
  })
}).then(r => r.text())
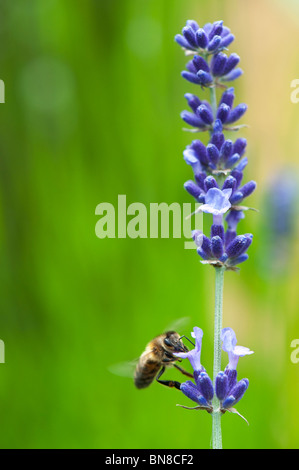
top-left (221, 327), bottom-right (254, 370)
top-left (174, 17), bottom-right (256, 447)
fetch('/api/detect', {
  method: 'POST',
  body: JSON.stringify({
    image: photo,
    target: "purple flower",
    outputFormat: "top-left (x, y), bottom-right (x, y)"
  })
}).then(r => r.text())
top-left (176, 326), bottom-right (214, 411)
top-left (176, 326), bottom-right (252, 413)
top-left (221, 327), bottom-right (254, 370)
top-left (174, 326), bottom-right (204, 373)
top-left (211, 327), bottom-right (253, 411)
top-left (200, 187), bottom-right (232, 224)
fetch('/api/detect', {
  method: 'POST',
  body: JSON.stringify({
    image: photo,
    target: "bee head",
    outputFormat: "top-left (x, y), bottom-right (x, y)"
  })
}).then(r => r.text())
top-left (163, 331), bottom-right (189, 353)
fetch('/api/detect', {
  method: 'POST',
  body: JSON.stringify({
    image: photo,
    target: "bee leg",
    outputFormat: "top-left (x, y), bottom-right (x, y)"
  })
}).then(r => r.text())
top-left (164, 352), bottom-right (174, 360)
top-left (173, 363), bottom-right (194, 379)
top-left (156, 366), bottom-right (181, 390)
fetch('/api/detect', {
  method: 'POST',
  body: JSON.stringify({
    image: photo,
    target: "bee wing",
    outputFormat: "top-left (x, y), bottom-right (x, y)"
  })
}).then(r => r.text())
top-left (108, 359), bottom-right (138, 378)
top-left (165, 316), bottom-right (191, 334)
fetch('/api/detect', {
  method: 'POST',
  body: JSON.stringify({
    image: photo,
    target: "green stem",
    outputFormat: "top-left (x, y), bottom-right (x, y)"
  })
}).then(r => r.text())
top-left (209, 85), bottom-right (217, 119)
top-left (212, 266), bottom-right (225, 449)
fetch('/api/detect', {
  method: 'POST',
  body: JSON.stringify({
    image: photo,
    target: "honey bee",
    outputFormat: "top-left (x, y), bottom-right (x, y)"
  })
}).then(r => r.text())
top-left (134, 330), bottom-right (194, 390)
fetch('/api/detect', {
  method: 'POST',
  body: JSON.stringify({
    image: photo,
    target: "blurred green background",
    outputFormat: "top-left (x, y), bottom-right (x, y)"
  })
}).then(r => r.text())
top-left (0, 0), bottom-right (299, 449)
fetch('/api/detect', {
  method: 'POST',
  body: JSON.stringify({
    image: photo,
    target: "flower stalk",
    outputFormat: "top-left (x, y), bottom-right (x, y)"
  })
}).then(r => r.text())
top-left (173, 18), bottom-right (256, 449)
top-left (212, 266), bottom-right (225, 449)
top-left (213, 266), bottom-right (225, 383)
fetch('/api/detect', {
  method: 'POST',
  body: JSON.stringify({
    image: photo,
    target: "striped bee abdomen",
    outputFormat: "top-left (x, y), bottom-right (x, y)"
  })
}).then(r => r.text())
top-left (134, 351), bottom-right (161, 389)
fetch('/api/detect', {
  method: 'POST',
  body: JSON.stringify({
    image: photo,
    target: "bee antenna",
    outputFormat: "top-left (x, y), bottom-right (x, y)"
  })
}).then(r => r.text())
top-left (179, 335), bottom-right (195, 347)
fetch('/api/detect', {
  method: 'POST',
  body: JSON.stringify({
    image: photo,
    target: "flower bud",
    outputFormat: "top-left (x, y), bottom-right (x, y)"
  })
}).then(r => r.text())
top-left (226, 104), bottom-right (247, 124)
top-left (211, 53), bottom-right (227, 76)
top-left (216, 103), bottom-right (230, 123)
top-left (226, 234), bottom-right (253, 259)
top-left (229, 378), bottom-right (249, 404)
top-left (181, 71), bottom-right (202, 85)
top-left (181, 110), bottom-right (204, 128)
top-left (235, 157), bottom-right (248, 172)
top-left (225, 153), bottom-right (241, 168)
top-left (230, 191), bottom-right (244, 204)
top-left (222, 395), bottom-right (236, 409)
top-left (175, 34), bottom-right (190, 49)
top-left (240, 181), bottom-right (257, 198)
top-left (211, 236), bottom-right (224, 259)
top-left (230, 169), bottom-right (243, 188)
top-left (213, 119), bottom-right (223, 134)
top-left (215, 371), bottom-right (228, 401)
top-left (228, 253), bottom-right (249, 266)
top-left (223, 53), bottom-right (240, 76)
top-left (185, 93), bottom-right (202, 113)
top-left (193, 55), bottom-right (210, 72)
top-left (191, 140), bottom-right (209, 166)
top-left (233, 138), bottom-right (247, 157)
top-left (209, 21), bottom-right (223, 39)
top-left (220, 33), bottom-right (234, 48)
top-left (207, 35), bottom-right (221, 51)
top-left (222, 67), bottom-right (243, 82)
top-left (211, 132), bottom-right (225, 150)
top-left (197, 235), bottom-right (213, 259)
top-left (219, 87), bottom-right (235, 108)
top-left (207, 144), bottom-right (220, 166)
top-left (180, 381), bottom-right (210, 407)
top-left (211, 224), bottom-right (225, 241)
top-left (195, 372), bottom-right (214, 402)
top-left (186, 20), bottom-right (199, 31)
top-left (182, 26), bottom-right (198, 48)
top-left (222, 175), bottom-right (237, 191)
top-left (184, 180), bottom-right (202, 199)
top-left (204, 175), bottom-right (218, 192)
top-left (197, 104), bottom-right (214, 125)
top-left (224, 367), bottom-right (237, 391)
top-left (196, 29), bottom-right (208, 48)
top-left (196, 70), bottom-right (213, 87)
top-left (195, 171), bottom-right (207, 189)
top-left (220, 140), bottom-right (233, 161)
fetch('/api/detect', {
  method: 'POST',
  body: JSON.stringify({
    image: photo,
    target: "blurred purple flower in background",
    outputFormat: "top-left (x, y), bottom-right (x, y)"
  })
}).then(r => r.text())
top-left (257, 168), bottom-right (299, 278)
